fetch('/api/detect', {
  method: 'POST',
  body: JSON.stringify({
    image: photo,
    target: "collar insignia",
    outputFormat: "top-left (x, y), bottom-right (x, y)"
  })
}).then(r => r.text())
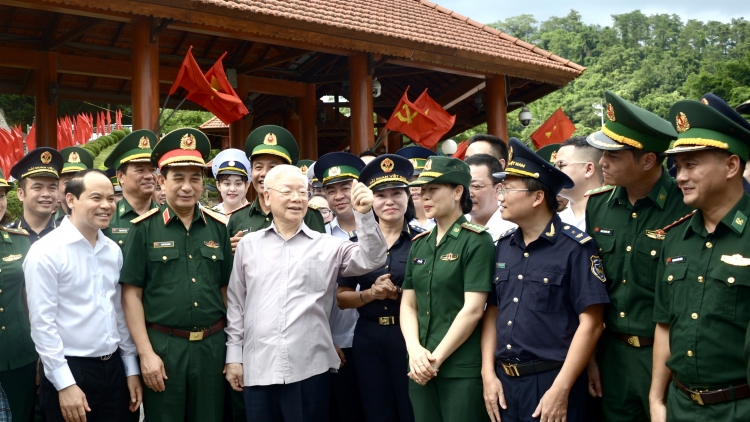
top-left (508, 147), bottom-right (513, 163)
top-left (300, 165), bottom-right (308, 173)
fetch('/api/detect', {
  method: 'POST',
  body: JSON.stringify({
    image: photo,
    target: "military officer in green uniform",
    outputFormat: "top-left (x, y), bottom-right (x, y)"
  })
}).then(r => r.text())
top-left (54, 146), bottom-right (95, 223)
top-left (120, 128), bottom-right (233, 422)
top-left (0, 169), bottom-right (36, 422)
top-left (226, 125), bottom-right (325, 252)
top-left (584, 91), bottom-right (694, 421)
top-left (102, 130), bottom-right (159, 249)
top-left (401, 156), bottom-right (494, 422)
top-left (649, 95), bottom-right (750, 421)
top-left (6, 147), bottom-right (64, 244)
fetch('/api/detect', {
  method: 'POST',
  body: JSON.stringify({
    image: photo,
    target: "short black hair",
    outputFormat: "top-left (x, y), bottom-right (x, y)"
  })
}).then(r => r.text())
top-left (521, 177), bottom-right (558, 213)
top-left (216, 173), bottom-right (248, 183)
top-left (464, 153), bottom-right (503, 184)
top-left (359, 149), bottom-right (378, 158)
top-left (631, 149), bottom-right (666, 166)
top-left (65, 169), bottom-right (110, 200)
top-left (468, 134), bottom-right (508, 162)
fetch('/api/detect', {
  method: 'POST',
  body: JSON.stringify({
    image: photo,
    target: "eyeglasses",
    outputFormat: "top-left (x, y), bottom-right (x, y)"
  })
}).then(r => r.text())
top-left (497, 187), bottom-right (530, 196)
top-left (554, 161), bottom-right (589, 170)
top-left (267, 188), bottom-right (310, 199)
top-left (318, 208), bottom-right (332, 217)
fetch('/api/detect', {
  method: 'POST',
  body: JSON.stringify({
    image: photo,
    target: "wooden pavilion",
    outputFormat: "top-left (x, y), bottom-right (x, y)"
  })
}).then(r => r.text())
top-left (0, 0), bottom-right (584, 158)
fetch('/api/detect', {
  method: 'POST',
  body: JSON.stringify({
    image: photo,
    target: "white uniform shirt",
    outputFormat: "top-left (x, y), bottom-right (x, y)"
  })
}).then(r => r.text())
top-left (466, 206), bottom-right (516, 241)
top-left (325, 218), bottom-right (361, 349)
top-left (558, 206), bottom-right (586, 231)
top-left (24, 217), bottom-right (139, 391)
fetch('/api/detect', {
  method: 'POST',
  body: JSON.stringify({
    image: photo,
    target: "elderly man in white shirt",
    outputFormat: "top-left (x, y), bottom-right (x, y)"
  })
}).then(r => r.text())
top-left (224, 164), bottom-right (387, 422)
top-left (25, 169), bottom-right (141, 422)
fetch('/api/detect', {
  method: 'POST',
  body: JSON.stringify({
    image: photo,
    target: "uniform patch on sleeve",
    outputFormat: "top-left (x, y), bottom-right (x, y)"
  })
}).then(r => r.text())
top-left (590, 256), bottom-right (606, 282)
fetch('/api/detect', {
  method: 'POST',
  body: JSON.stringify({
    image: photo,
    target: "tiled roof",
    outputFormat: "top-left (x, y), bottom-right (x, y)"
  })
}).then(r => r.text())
top-left (198, 0), bottom-right (584, 74)
top-left (199, 116), bottom-right (228, 130)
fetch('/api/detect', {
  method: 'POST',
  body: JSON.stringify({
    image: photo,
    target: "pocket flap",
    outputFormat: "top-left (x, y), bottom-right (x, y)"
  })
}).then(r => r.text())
top-left (663, 264), bottom-right (687, 283)
top-left (494, 269), bottom-right (510, 283)
top-left (709, 264), bottom-right (750, 287)
top-left (596, 236), bottom-right (615, 254)
top-left (200, 247), bottom-right (224, 262)
top-left (530, 269), bottom-right (564, 286)
top-left (149, 248), bottom-right (179, 263)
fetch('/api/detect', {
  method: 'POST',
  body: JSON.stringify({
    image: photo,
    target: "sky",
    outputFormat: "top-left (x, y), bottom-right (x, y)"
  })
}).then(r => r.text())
top-left (436, 0), bottom-right (749, 27)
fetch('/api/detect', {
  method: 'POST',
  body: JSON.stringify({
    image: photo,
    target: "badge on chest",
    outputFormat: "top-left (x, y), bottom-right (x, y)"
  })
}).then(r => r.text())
top-left (111, 228), bottom-right (129, 234)
top-left (440, 253), bottom-right (459, 261)
top-left (154, 241), bottom-right (175, 248)
top-left (413, 258), bottom-right (426, 265)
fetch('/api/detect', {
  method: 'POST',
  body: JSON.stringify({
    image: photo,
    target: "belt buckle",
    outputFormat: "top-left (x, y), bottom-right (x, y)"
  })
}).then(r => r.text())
top-left (378, 316), bottom-right (393, 326)
top-left (689, 391), bottom-right (705, 405)
top-left (502, 363), bottom-right (520, 377)
top-left (100, 353), bottom-right (113, 361)
top-left (189, 331), bottom-right (204, 341)
top-left (627, 336), bottom-right (641, 348)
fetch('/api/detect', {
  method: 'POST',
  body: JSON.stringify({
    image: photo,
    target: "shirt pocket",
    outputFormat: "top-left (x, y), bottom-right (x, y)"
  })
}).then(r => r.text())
top-left (303, 259), bottom-right (328, 294)
top-left (199, 246), bottom-right (224, 285)
top-left (148, 248), bottom-right (180, 286)
top-left (708, 264), bottom-right (750, 321)
top-left (635, 237), bottom-right (662, 286)
top-left (662, 264), bottom-right (688, 317)
top-left (524, 269), bottom-right (565, 313)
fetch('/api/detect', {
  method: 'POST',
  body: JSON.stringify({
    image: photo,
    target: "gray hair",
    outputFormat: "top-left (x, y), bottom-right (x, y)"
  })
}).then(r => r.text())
top-left (264, 165), bottom-right (307, 190)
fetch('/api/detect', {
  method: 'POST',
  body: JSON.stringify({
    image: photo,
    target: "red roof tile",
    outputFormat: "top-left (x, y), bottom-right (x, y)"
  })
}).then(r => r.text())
top-left (199, 116), bottom-right (228, 130)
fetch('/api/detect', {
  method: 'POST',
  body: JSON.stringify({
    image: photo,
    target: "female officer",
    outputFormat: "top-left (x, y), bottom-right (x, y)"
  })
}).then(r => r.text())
top-left (0, 168), bottom-right (37, 421)
top-left (400, 157), bottom-right (495, 422)
top-left (337, 155), bottom-right (419, 422)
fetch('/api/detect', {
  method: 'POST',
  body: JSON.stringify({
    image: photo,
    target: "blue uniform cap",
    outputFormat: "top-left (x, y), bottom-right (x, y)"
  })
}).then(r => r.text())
top-left (494, 138), bottom-right (574, 194)
top-left (359, 154), bottom-right (414, 191)
top-left (212, 148), bottom-right (251, 178)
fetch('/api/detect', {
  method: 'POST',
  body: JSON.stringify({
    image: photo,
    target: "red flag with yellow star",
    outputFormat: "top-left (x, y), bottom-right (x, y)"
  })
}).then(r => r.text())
top-left (385, 87), bottom-right (439, 147)
top-left (530, 108), bottom-right (577, 149)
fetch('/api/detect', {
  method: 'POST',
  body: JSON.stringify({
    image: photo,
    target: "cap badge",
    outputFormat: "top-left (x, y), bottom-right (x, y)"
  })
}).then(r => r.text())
top-left (549, 151), bottom-right (557, 164)
top-left (409, 159), bottom-right (418, 168)
top-left (508, 147), bottom-right (513, 163)
top-left (606, 103), bottom-right (616, 122)
top-left (228, 161), bottom-right (235, 167)
top-left (40, 151), bottom-right (52, 164)
top-left (264, 133), bottom-right (277, 145)
top-left (180, 133), bottom-right (196, 150)
top-left (701, 98), bottom-right (709, 105)
top-left (381, 158), bottom-right (394, 173)
top-left (328, 166), bottom-right (341, 177)
top-left (424, 159), bottom-right (432, 171)
top-left (676, 112), bottom-right (691, 133)
top-left (138, 137), bottom-right (150, 149)
top-left (68, 152), bottom-right (81, 163)
top-left (300, 165), bottom-right (308, 174)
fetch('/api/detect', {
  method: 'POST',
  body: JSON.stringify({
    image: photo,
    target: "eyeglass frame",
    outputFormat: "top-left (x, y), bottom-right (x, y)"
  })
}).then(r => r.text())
top-left (496, 187), bottom-right (531, 196)
top-left (266, 187), bottom-right (311, 199)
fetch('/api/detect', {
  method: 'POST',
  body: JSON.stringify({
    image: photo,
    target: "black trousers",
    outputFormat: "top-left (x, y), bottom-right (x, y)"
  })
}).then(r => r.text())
top-left (40, 350), bottom-right (131, 422)
top-left (330, 347), bottom-right (364, 422)
top-left (243, 371), bottom-right (330, 422)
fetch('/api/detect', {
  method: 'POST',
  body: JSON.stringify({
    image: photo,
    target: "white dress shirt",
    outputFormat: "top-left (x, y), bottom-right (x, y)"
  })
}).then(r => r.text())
top-left (466, 206), bottom-right (516, 241)
top-left (225, 210), bottom-right (387, 386)
top-left (408, 217), bottom-right (436, 231)
top-left (325, 218), bottom-right (360, 349)
top-left (24, 217), bottom-right (139, 391)
top-left (558, 205), bottom-right (586, 231)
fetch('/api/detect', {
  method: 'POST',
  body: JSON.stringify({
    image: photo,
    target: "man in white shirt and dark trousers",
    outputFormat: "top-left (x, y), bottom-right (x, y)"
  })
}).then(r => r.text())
top-left (464, 154), bottom-right (516, 241)
top-left (554, 136), bottom-right (604, 231)
top-left (25, 169), bottom-right (141, 422)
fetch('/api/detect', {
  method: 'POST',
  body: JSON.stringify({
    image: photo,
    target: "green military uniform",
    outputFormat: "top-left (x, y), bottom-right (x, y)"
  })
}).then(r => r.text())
top-left (584, 91), bottom-right (694, 421)
top-left (104, 197), bottom-right (159, 249)
top-left (0, 169), bottom-right (36, 422)
top-left (120, 128), bottom-right (232, 422)
top-left (404, 157), bottom-right (494, 422)
top-left (655, 96), bottom-right (750, 419)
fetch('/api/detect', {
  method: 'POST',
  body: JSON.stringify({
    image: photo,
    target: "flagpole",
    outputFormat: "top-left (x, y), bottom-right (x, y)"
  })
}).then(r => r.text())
top-left (154, 96), bottom-right (188, 135)
top-left (153, 93), bottom-right (173, 133)
top-left (372, 128), bottom-right (390, 151)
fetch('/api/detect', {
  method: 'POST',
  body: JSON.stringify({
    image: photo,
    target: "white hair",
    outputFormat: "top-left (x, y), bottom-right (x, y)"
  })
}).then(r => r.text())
top-left (264, 164), bottom-right (307, 190)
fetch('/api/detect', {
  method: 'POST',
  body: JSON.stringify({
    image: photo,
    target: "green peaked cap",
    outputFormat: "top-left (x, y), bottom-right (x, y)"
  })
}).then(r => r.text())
top-left (0, 167), bottom-right (10, 189)
top-left (409, 156), bottom-right (471, 188)
top-left (150, 128), bottom-right (211, 169)
top-left (535, 144), bottom-right (561, 164)
top-left (665, 100), bottom-right (750, 160)
top-left (586, 90), bottom-right (677, 153)
top-left (104, 129), bottom-right (157, 170)
top-left (60, 147), bottom-right (95, 174)
top-left (245, 125), bottom-right (300, 165)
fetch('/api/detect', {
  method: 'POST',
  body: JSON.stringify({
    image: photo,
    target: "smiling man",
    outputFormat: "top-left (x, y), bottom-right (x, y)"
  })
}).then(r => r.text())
top-left (464, 153), bottom-right (515, 241)
top-left (55, 146), bottom-right (95, 223)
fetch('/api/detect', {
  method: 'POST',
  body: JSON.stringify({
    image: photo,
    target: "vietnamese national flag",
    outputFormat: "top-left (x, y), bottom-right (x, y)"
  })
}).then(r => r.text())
top-left (385, 87), bottom-right (439, 147)
top-left (454, 140), bottom-right (469, 160)
top-left (11, 126), bottom-right (23, 161)
top-left (413, 89), bottom-right (456, 148)
top-left (530, 108), bottom-right (577, 149)
top-left (105, 110), bottom-right (111, 135)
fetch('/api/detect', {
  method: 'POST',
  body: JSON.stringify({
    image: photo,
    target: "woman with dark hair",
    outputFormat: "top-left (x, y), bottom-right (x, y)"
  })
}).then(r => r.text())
top-left (400, 157), bottom-right (495, 422)
top-left (0, 168), bottom-right (37, 422)
top-left (337, 154), bottom-right (420, 422)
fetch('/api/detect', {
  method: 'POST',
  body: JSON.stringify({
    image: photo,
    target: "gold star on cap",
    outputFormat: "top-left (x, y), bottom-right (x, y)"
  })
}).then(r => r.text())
top-left (676, 112), bottom-right (690, 133)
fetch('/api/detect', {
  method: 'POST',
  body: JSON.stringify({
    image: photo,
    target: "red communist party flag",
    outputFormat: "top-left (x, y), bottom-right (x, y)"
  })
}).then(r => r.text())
top-left (413, 89), bottom-right (456, 148)
top-left (385, 87), bottom-right (438, 146)
top-left (530, 107), bottom-right (577, 149)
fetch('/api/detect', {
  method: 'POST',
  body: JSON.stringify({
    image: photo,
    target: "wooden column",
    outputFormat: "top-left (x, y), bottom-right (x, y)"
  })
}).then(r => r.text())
top-left (131, 17), bottom-right (160, 131)
top-left (285, 110), bottom-right (302, 147)
top-left (229, 75), bottom-right (251, 150)
top-left (299, 83), bottom-right (318, 159)
top-left (34, 52), bottom-right (57, 148)
top-left (348, 52), bottom-right (374, 155)
top-left (485, 75), bottom-right (508, 142)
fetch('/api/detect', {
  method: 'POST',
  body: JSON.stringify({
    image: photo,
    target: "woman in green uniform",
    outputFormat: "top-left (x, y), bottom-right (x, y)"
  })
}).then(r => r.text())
top-left (400, 157), bottom-right (495, 422)
top-left (0, 169), bottom-right (37, 421)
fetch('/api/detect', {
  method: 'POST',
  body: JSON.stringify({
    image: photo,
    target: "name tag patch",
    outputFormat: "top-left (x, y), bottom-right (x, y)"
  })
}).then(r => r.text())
top-left (413, 258), bottom-right (426, 265)
top-left (666, 256), bottom-right (686, 265)
top-left (496, 262), bottom-right (506, 269)
top-left (153, 241), bottom-right (174, 248)
top-left (594, 228), bottom-right (613, 236)
top-left (111, 228), bottom-right (129, 234)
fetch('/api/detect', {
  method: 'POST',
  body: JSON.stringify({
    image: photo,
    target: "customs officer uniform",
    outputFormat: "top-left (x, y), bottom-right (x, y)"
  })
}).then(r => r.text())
top-left (404, 157), bottom-right (495, 422)
top-left (102, 130), bottom-right (159, 249)
top-left (54, 146), bottom-right (95, 223)
top-left (211, 149), bottom-right (251, 217)
top-left (0, 169), bottom-right (36, 422)
top-left (585, 91), bottom-right (694, 421)
top-left (339, 155), bottom-right (420, 422)
top-left (120, 129), bottom-right (233, 422)
top-left (226, 125), bottom-right (325, 236)
top-left (655, 97), bottom-right (750, 419)
top-left (490, 138), bottom-right (610, 422)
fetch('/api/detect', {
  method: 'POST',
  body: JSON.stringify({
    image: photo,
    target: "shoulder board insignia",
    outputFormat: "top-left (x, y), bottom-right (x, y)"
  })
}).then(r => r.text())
top-left (646, 210), bottom-right (696, 239)
top-left (0, 226), bottom-right (29, 236)
top-left (584, 185), bottom-right (615, 197)
top-left (226, 201), bottom-right (252, 216)
top-left (409, 224), bottom-right (426, 234)
top-left (307, 203), bottom-right (320, 210)
top-left (461, 222), bottom-right (489, 234)
top-left (130, 207), bottom-right (160, 224)
top-left (561, 225), bottom-right (593, 244)
top-left (498, 227), bottom-right (517, 240)
top-left (202, 207), bottom-right (228, 225)
top-left (412, 229), bottom-right (432, 241)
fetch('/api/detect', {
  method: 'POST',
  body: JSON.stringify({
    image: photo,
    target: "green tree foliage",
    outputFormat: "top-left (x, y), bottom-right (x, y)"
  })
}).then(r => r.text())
top-left (158, 110), bottom-right (213, 135)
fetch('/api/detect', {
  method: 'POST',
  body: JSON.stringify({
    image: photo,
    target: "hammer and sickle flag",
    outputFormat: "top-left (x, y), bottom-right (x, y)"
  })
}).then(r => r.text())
top-left (385, 86), bottom-right (440, 148)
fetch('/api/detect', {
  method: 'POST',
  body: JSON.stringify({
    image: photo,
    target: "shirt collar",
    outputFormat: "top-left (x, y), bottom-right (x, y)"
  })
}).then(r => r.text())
top-left (329, 217), bottom-right (357, 239)
top-left (510, 214), bottom-right (562, 247)
top-left (58, 217), bottom-right (109, 251)
top-left (268, 221), bottom-right (316, 240)
top-left (684, 194), bottom-right (750, 239)
top-left (19, 213), bottom-right (57, 233)
top-left (610, 169), bottom-right (671, 210)
top-left (117, 197), bottom-right (158, 218)
top-left (161, 203), bottom-right (205, 226)
top-left (248, 197), bottom-right (267, 217)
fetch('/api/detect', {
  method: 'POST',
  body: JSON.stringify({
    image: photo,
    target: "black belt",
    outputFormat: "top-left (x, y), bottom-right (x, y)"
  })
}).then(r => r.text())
top-left (147, 317), bottom-right (226, 341)
top-left (613, 332), bottom-right (654, 348)
top-left (66, 349), bottom-right (120, 362)
top-left (674, 377), bottom-right (750, 405)
top-left (361, 315), bottom-right (399, 326)
top-left (496, 359), bottom-right (563, 377)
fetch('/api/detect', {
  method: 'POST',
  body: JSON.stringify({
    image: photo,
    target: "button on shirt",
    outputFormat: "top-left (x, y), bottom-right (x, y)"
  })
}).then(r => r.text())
top-left (655, 195), bottom-right (750, 387)
top-left (225, 210), bottom-right (387, 386)
top-left (490, 214), bottom-right (610, 362)
top-left (24, 217), bottom-right (139, 391)
top-left (327, 218), bottom-right (361, 348)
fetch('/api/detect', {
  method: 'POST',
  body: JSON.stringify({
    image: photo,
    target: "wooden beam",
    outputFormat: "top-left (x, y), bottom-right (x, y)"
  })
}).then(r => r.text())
top-left (238, 49), bottom-right (315, 74)
top-left (46, 18), bottom-right (103, 51)
top-left (243, 75), bottom-right (306, 98)
top-left (57, 53), bottom-right (132, 79)
top-left (439, 78), bottom-right (486, 110)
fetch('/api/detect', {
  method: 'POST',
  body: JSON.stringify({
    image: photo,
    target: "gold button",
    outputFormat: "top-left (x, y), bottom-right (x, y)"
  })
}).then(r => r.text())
top-left (631, 212), bottom-right (637, 218)
top-left (1, 326), bottom-right (4, 330)
top-left (626, 246), bottom-right (632, 252)
top-left (194, 302), bottom-right (198, 307)
top-left (191, 278), bottom-right (196, 283)
top-left (385, 265), bottom-right (389, 269)
top-left (622, 279), bottom-right (627, 284)
top-left (705, 242), bottom-right (713, 248)
top-left (426, 291), bottom-right (429, 295)
top-left (0, 308), bottom-right (3, 312)
top-left (189, 255), bottom-right (193, 259)
top-left (266, 218), bottom-right (270, 221)
top-left (518, 274), bottom-right (523, 280)
top-left (211, 255), bottom-right (216, 260)
top-left (728, 277), bottom-right (735, 284)
top-left (698, 276), bottom-right (704, 283)
top-left (0, 289), bottom-right (3, 294)
top-left (495, 277), bottom-right (499, 281)
top-left (543, 278), bottom-right (549, 284)
top-left (620, 312), bottom-right (626, 318)
top-left (668, 275), bottom-right (674, 281)
top-left (687, 350), bottom-right (694, 357)
top-left (118, 240), bottom-right (123, 245)
top-left (650, 250), bottom-right (656, 256)
top-left (428, 270), bottom-right (431, 274)
top-left (523, 252), bottom-right (529, 258)
top-left (426, 311), bottom-right (430, 316)
top-left (691, 313), bottom-right (698, 319)
top-left (162, 256), bottom-right (167, 261)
